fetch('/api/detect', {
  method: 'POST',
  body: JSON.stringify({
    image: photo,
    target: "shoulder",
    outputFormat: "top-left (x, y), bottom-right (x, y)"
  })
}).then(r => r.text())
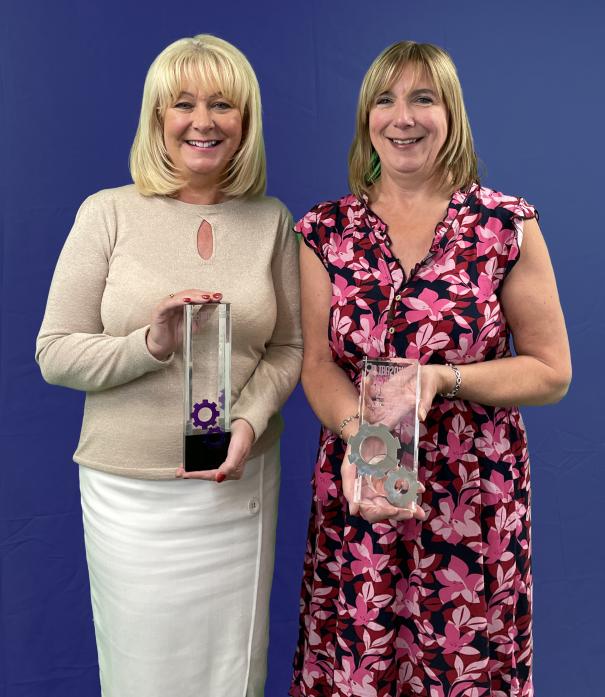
top-left (82, 184), bottom-right (143, 208)
top-left (466, 184), bottom-right (538, 222)
top-left (294, 193), bottom-right (361, 236)
top-left (76, 184), bottom-right (149, 222)
top-left (238, 195), bottom-right (290, 218)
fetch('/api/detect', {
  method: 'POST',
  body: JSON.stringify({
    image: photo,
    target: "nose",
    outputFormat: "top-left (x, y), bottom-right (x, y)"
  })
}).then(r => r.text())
top-left (192, 105), bottom-right (214, 131)
top-left (393, 99), bottom-right (415, 128)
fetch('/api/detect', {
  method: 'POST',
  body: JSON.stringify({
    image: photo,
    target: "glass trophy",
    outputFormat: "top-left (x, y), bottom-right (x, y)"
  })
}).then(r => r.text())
top-left (351, 357), bottom-right (421, 512)
top-left (183, 302), bottom-right (231, 472)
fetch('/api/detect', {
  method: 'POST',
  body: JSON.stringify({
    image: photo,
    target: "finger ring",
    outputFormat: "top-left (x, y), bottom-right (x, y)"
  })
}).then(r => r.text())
top-left (169, 293), bottom-right (174, 298)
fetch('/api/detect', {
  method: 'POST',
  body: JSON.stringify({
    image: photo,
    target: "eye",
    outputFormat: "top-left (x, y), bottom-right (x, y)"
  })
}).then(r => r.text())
top-left (415, 95), bottom-right (435, 105)
top-left (375, 95), bottom-right (393, 106)
top-left (174, 101), bottom-right (194, 110)
top-left (212, 101), bottom-right (233, 111)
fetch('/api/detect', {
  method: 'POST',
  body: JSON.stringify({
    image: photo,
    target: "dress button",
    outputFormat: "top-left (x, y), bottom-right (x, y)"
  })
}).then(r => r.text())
top-left (395, 294), bottom-right (401, 301)
top-left (248, 497), bottom-right (260, 515)
top-left (388, 327), bottom-right (395, 335)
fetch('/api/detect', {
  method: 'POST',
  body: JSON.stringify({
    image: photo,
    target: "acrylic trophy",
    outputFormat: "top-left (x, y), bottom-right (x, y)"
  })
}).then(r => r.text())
top-left (351, 357), bottom-right (421, 512)
top-left (183, 303), bottom-right (231, 472)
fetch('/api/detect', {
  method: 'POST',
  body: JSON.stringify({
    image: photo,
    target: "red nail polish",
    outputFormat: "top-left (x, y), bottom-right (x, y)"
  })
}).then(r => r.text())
top-left (216, 473), bottom-right (225, 483)
top-left (213, 293), bottom-right (222, 299)
top-left (202, 294), bottom-right (210, 300)
top-left (183, 297), bottom-right (191, 302)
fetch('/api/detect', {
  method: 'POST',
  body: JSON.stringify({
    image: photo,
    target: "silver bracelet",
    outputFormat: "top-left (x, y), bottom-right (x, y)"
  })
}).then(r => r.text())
top-left (441, 363), bottom-right (462, 399)
top-left (338, 413), bottom-right (359, 441)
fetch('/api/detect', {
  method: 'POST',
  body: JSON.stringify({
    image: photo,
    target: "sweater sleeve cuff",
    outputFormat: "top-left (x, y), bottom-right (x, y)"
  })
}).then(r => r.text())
top-left (130, 325), bottom-right (175, 371)
top-left (231, 403), bottom-right (265, 444)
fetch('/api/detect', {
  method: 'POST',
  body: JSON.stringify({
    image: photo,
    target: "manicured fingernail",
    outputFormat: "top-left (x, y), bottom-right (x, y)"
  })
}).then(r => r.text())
top-left (202, 294), bottom-right (210, 300)
top-left (216, 473), bottom-right (225, 483)
top-left (212, 293), bottom-right (222, 299)
top-left (183, 297), bottom-right (191, 302)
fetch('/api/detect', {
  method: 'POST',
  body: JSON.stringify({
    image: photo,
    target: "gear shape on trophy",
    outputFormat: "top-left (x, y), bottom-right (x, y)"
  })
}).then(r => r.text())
top-left (348, 422), bottom-right (400, 478)
top-left (191, 399), bottom-right (220, 429)
top-left (384, 467), bottom-right (419, 508)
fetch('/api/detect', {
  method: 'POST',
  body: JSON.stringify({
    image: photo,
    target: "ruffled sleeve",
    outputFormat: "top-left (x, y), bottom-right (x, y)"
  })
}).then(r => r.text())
top-left (294, 201), bottom-right (337, 270)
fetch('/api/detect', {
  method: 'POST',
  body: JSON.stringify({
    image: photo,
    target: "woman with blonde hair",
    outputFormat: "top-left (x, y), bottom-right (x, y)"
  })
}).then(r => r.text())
top-left (36, 34), bottom-right (302, 697)
top-left (291, 41), bottom-right (570, 696)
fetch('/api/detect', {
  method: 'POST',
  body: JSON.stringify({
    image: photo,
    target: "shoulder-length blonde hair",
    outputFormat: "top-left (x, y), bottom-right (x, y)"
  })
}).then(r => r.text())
top-left (349, 41), bottom-right (478, 200)
top-left (130, 34), bottom-right (266, 198)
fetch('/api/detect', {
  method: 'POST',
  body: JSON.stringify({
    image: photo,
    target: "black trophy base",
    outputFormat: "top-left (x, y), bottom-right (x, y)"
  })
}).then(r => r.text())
top-left (184, 431), bottom-right (231, 472)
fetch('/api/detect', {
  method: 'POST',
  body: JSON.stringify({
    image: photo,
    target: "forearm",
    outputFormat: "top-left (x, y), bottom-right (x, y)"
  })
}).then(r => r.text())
top-left (438, 354), bottom-right (571, 407)
top-left (231, 343), bottom-right (302, 441)
top-left (36, 326), bottom-right (170, 392)
top-left (301, 358), bottom-right (360, 442)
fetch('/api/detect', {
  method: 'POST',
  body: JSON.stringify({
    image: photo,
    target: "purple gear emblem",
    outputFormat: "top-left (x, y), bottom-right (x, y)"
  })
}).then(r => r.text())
top-left (191, 399), bottom-right (220, 429)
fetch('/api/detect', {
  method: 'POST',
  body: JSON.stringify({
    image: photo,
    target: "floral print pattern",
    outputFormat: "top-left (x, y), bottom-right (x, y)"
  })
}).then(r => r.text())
top-left (290, 184), bottom-right (537, 697)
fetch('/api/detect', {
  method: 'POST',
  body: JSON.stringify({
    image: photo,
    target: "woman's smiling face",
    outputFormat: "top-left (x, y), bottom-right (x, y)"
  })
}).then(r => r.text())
top-left (162, 83), bottom-right (243, 189)
top-left (369, 64), bottom-right (448, 184)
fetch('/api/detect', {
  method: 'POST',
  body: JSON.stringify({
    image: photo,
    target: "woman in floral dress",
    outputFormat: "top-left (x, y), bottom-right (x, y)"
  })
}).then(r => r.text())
top-left (290, 41), bottom-right (571, 697)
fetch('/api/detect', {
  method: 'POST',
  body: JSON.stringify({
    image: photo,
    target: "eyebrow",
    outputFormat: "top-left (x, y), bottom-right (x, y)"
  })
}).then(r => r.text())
top-left (176, 90), bottom-right (225, 100)
top-left (377, 87), bottom-right (437, 97)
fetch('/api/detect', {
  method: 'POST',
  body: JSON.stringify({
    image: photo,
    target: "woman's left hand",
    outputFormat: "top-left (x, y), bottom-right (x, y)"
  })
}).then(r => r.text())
top-left (176, 419), bottom-right (255, 482)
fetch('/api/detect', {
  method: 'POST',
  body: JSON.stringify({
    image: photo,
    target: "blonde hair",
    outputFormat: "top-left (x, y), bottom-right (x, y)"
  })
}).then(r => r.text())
top-left (130, 34), bottom-right (266, 198)
top-left (348, 41), bottom-right (478, 199)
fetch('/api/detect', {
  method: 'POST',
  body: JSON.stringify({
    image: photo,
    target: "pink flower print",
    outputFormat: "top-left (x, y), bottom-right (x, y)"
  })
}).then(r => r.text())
top-left (444, 333), bottom-right (487, 364)
top-left (435, 621), bottom-right (475, 654)
top-left (407, 323), bottom-right (451, 359)
top-left (301, 652), bottom-right (324, 690)
top-left (475, 421), bottom-right (511, 462)
top-left (330, 307), bottom-right (353, 355)
top-left (403, 288), bottom-right (455, 323)
top-left (296, 210), bottom-right (317, 236)
top-left (395, 625), bottom-right (423, 664)
top-left (430, 496), bottom-right (481, 544)
top-left (371, 256), bottom-right (394, 285)
top-left (350, 315), bottom-right (386, 357)
top-left (349, 533), bottom-right (390, 582)
top-left (473, 273), bottom-right (494, 303)
top-left (435, 556), bottom-right (484, 604)
top-left (315, 469), bottom-right (338, 504)
top-left (333, 655), bottom-right (378, 697)
top-left (443, 430), bottom-right (476, 464)
top-left (418, 252), bottom-right (457, 281)
top-left (475, 217), bottom-right (511, 257)
top-left (332, 274), bottom-right (359, 307)
top-left (395, 577), bottom-right (420, 618)
top-left (487, 605), bottom-right (505, 635)
top-left (481, 472), bottom-right (514, 506)
top-left (485, 527), bottom-right (513, 565)
top-left (350, 594), bottom-right (380, 626)
top-left (325, 233), bottom-right (355, 269)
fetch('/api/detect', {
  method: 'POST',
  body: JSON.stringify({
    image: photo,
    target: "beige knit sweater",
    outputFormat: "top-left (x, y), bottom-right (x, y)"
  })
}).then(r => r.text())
top-left (36, 185), bottom-right (302, 479)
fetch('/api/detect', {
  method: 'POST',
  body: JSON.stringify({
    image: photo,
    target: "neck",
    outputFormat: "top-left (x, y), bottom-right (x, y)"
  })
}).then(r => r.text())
top-left (175, 178), bottom-right (226, 205)
top-left (371, 170), bottom-right (452, 208)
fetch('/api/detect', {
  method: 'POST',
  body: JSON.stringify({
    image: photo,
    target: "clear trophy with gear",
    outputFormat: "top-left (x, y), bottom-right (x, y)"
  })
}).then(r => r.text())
top-left (351, 357), bottom-right (421, 512)
top-left (183, 302), bottom-right (231, 472)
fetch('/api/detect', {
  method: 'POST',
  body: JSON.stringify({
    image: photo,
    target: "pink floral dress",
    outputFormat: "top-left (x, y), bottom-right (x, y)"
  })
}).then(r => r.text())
top-left (290, 184), bottom-right (537, 697)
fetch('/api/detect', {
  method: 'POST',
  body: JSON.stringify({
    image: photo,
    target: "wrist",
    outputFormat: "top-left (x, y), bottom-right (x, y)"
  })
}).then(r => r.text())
top-left (338, 412), bottom-right (359, 442)
top-left (440, 363), bottom-right (462, 399)
top-left (145, 329), bottom-right (171, 362)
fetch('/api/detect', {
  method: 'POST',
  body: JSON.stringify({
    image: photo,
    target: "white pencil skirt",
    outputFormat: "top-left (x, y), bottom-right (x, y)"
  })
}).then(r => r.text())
top-left (79, 441), bottom-right (280, 697)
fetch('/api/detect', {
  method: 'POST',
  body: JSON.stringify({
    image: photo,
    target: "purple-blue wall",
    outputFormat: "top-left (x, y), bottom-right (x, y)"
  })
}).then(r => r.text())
top-left (1, 1), bottom-right (603, 694)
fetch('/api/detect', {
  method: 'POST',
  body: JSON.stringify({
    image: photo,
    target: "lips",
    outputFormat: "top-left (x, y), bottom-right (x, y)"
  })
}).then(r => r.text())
top-left (186, 139), bottom-right (221, 149)
top-left (388, 137), bottom-right (423, 145)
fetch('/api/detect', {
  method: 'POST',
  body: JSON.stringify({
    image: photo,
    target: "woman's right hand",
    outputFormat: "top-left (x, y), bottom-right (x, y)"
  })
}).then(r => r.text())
top-left (146, 289), bottom-right (222, 361)
top-left (340, 443), bottom-right (427, 523)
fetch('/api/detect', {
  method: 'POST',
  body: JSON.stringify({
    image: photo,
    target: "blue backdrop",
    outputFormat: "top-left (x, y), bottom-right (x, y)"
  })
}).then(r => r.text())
top-left (1, 0), bottom-right (603, 695)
